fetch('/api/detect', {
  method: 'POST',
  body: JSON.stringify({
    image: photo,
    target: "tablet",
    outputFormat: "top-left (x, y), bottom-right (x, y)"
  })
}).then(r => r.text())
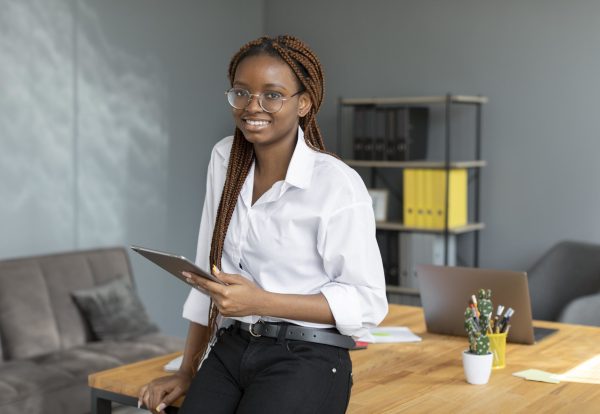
top-left (130, 245), bottom-right (226, 288)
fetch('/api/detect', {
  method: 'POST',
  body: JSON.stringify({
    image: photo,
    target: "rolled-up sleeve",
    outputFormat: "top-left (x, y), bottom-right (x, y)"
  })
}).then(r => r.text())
top-left (319, 202), bottom-right (388, 338)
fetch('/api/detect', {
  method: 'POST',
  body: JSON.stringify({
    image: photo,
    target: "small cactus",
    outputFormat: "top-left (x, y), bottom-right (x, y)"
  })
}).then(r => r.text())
top-left (464, 289), bottom-right (492, 355)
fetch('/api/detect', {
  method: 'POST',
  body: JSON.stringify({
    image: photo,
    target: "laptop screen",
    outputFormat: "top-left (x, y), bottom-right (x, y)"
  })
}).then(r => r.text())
top-left (417, 265), bottom-right (537, 344)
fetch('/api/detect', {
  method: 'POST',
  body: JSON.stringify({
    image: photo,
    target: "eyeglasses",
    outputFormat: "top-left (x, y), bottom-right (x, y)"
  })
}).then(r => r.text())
top-left (225, 88), bottom-right (304, 113)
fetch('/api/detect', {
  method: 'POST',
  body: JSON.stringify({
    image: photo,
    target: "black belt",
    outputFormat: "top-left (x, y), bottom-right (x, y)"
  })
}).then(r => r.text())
top-left (232, 320), bottom-right (356, 350)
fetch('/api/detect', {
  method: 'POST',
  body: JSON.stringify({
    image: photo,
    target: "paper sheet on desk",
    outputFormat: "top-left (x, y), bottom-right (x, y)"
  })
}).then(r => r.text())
top-left (358, 327), bottom-right (422, 343)
top-left (513, 369), bottom-right (560, 384)
top-left (556, 354), bottom-right (600, 384)
top-left (164, 355), bottom-right (183, 372)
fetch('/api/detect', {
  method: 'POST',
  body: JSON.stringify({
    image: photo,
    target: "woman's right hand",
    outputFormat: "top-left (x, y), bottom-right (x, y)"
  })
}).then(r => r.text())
top-left (138, 371), bottom-right (192, 413)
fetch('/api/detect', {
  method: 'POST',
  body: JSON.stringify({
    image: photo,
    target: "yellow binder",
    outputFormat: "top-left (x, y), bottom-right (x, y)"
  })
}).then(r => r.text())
top-left (447, 168), bottom-right (467, 229)
top-left (404, 168), bottom-right (467, 229)
top-left (423, 170), bottom-right (434, 228)
top-left (403, 169), bottom-right (418, 227)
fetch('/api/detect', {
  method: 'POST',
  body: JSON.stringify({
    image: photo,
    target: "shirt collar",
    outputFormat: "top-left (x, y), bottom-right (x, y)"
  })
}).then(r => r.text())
top-left (283, 126), bottom-right (316, 190)
top-left (238, 126), bottom-right (317, 208)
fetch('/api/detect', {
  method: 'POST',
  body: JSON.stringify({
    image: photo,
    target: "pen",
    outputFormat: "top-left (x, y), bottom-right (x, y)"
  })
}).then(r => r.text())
top-left (499, 308), bottom-right (514, 333)
top-left (469, 303), bottom-right (479, 322)
top-left (494, 305), bottom-right (504, 333)
top-left (471, 296), bottom-right (480, 319)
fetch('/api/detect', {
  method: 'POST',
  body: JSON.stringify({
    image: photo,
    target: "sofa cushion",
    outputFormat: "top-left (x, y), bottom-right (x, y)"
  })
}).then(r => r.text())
top-left (81, 333), bottom-right (184, 365)
top-left (0, 359), bottom-right (74, 413)
top-left (41, 248), bottom-right (135, 349)
top-left (0, 334), bottom-right (184, 414)
top-left (0, 262), bottom-right (62, 360)
top-left (0, 247), bottom-right (135, 361)
top-left (71, 277), bottom-right (158, 341)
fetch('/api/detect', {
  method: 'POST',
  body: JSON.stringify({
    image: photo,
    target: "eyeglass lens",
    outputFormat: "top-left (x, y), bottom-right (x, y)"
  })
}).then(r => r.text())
top-left (226, 89), bottom-right (284, 113)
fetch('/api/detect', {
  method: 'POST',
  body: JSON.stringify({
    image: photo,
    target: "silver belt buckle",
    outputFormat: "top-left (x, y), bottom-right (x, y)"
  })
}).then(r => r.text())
top-left (248, 320), bottom-right (264, 337)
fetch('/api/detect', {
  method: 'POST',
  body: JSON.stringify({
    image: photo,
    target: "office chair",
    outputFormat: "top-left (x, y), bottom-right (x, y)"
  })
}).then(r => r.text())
top-left (558, 291), bottom-right (600, 326)
top-left (527, 240), bottom-right (600, 324)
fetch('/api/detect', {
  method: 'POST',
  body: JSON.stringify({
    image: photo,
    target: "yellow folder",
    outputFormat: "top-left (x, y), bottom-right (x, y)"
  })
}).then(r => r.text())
top-left (403, 168), bottom-right (467, 229)
top-left (403, 169), bottom-right (418, 227)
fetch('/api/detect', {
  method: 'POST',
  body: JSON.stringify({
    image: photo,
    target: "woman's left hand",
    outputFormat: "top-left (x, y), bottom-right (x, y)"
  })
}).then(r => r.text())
top-left (182, 267), bottom-right (265, 317)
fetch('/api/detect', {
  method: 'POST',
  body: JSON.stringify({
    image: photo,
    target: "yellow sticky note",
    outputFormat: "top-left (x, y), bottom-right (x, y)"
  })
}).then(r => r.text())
top-left (512, 369), bottom-right (560, 384)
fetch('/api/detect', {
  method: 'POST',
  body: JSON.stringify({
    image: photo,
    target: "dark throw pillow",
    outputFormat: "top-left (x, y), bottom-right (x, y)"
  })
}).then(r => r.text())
top-left (71, 277), bottom-right (159, 341)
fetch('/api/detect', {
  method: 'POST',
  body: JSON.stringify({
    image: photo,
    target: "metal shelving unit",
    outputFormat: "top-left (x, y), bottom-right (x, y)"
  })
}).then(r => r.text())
top-left (337, 93), bottom-right (487, 300)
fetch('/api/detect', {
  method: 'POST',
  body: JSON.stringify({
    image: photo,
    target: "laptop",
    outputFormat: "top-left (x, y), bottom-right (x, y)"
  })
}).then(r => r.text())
top-left (417, 265), bottom-right (557, 344)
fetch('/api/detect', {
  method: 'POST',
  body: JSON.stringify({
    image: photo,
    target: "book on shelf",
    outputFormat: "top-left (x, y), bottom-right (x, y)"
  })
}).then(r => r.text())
top-left (352, 105), bottom-right (372, 160)
top-left (402, 107), bottom-right (428, 161)
top-left (352, 105), bottom-right (364, 160)
top-left (376, 230), bottom-right (399, 286)
top-left (351, 106), bottom-right (429, 161)
top-left (390, 107), bottom-right (406, 160)
top-left (403, 168), bottom-right (467, 230)
top-left (374, 108), bottom-right (387, 160)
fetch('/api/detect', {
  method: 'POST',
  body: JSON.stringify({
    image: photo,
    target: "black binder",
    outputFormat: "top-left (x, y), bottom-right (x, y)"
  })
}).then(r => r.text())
top-left (353, 105), bottom-right (429, 161)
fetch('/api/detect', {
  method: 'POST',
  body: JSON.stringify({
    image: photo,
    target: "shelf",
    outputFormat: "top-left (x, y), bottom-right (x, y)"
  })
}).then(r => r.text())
top-left (375, 222), bottom-right (485, 234)
top-left (340, 95), bottom-right (488, 106)
top-left (337, 92), bottom-right (485, 268)
top-left (386, 285), bottom-right (420, 295)
top-left (344, 160), bottom-right (486, 169)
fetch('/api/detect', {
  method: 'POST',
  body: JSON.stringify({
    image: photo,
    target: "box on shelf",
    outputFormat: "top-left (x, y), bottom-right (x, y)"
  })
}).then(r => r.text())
top-left (399, 233), bottom-right (457, 289)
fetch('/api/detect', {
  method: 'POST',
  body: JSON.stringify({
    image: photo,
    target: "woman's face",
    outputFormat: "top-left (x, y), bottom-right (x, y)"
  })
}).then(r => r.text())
top-left (231, 54), bottom-right (311, 147)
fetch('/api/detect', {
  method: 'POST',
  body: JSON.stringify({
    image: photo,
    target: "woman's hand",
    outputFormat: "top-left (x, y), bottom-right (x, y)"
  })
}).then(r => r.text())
top-left (138, 371), bottom-right (192, 413)
top-left (183, 267), bottom-right (266, 317)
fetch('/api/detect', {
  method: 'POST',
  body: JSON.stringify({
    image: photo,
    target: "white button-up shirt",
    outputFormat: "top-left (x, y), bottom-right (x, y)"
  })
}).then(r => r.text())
top-left (182, 127), bottom-right (388, 338)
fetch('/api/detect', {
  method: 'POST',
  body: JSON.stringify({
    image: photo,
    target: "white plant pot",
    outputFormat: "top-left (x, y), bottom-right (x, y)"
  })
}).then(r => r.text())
top-left (462, 350), bottom-right (493, 385)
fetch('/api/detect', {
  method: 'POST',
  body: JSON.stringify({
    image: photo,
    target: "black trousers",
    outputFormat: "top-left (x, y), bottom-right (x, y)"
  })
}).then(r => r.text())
top-left (179, 324), bottom-right (353, 414)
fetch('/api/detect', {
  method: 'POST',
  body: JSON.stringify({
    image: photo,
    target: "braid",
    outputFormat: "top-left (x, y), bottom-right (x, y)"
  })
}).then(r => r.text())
top-left (193, 35), bottom-right (335, 371)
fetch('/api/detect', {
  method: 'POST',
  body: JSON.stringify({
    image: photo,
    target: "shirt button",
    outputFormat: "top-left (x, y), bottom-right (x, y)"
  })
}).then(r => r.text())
top-left (239, 262), bottom-right (243, 270)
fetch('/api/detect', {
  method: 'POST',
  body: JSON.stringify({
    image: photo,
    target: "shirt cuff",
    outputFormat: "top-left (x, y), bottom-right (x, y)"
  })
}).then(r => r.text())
top-left (320, 282), bottom-right (366, 337)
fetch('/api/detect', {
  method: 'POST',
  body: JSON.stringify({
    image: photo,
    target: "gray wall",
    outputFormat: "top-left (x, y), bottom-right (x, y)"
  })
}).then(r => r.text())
top-left (0, 0), bottom-right (263, 337)
top-left (3, 0), bottom-right (600, 337)
top-left (265, 0), bottom-right (600, 272)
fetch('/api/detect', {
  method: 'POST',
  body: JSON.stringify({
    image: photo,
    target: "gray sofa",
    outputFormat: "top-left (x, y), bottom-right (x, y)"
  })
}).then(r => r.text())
top-left (0, 247), bottom-right (185, 414)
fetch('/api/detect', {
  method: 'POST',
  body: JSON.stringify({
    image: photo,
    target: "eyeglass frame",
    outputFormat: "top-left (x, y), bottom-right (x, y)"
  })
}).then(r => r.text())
top-left (225, 87), bottom-right (305, 113)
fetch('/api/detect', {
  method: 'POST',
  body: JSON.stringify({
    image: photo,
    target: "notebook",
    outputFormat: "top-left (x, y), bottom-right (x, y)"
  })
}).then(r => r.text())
top-left (417, 265), bottom-right (557, 344)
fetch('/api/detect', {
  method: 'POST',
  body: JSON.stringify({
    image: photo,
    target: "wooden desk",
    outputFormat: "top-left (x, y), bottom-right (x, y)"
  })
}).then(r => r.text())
top-left (89, 305), bottom-right (600, 413)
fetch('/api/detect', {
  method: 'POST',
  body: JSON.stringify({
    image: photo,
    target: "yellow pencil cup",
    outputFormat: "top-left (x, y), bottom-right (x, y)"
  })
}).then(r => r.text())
top-left (487, 332), bottom-right (507, 369)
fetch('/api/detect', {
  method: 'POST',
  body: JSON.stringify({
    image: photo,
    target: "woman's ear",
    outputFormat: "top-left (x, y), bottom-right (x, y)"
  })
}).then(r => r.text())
top-left (298, 93), bottom-right (312, 117)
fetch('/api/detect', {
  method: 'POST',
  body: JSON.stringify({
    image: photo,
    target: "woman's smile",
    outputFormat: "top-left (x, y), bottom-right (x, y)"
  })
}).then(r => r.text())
top-left (242, 117), bottom-right (272, 132)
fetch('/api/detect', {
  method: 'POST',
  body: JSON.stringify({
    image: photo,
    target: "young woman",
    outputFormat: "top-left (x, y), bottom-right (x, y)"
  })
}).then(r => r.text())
top-left (138, 35), bottom-right (387, 414)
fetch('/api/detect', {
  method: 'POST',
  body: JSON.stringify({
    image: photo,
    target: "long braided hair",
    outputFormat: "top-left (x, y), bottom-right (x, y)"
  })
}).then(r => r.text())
top-left (194, 35), bottom-right (333, 371)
